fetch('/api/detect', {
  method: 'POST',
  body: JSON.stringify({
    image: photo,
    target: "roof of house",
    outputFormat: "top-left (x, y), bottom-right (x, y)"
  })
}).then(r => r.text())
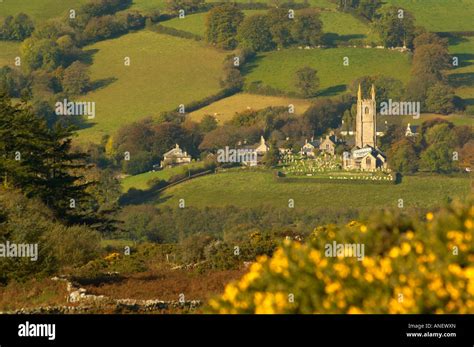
top-left (163, 144), bottom-right (190, 158)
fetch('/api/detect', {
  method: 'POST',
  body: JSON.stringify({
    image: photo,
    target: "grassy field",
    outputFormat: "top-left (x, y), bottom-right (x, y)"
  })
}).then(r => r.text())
top-left (160, 10), bottom-right (268, 37)
top-left (161, 8), bottom-right (376, 42)
top-left (77, 30), bottom-right (227, 143)
top-left (0, 0), bottom-right (87, 22)
top-left (320, 11), bottom-right (379, 44)
top-left (188, 93), bottom-right (312, 123)
top-left (379, 113), bottom-right (474, 127)
top-left (383, 0), bottom-right (474, 33)
top-left (130, 0), bottom-right (167, 11)
top-left (448, 36), bottom-right (474, 105)
top-left (122, 161), bottom-right (207, 191)
top-left (244, 47), bottom-right (411, 96)
top-left (154, 170), bottom-right (470, 211)
top-left (0, 41), bottom-right (19, 67)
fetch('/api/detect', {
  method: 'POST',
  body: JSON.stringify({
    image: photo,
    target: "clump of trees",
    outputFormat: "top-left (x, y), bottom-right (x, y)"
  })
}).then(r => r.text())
top-left (337, 0), bottom-right (382, 21)
top-left (107, 117), bottom-right (202, 175)
top-left (406, 32), bottom-right (457, 114)
top-left (0, 93), bottom-right (116, 228)
top-left (206, 6), bottom-right (324, 52)
top-left (385, 118), bottom-right (472, 174)
top-left (205, 4), bottom-right (244, 49)
top-left (375, 6), bottom-right (417, 48)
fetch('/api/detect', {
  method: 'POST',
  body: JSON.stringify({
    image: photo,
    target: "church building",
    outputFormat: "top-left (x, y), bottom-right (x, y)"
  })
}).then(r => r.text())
top-left (343, 84), bottom-right (388, 171)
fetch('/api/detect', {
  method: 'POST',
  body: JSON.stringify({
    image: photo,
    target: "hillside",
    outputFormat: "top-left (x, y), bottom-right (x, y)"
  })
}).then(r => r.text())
top-left (153, 170), bottom-right (470, 211)
top-left (77, 30), bottom-right (227, 143)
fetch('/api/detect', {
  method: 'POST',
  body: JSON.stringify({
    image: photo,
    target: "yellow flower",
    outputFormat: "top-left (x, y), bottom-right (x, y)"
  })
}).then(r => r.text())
top-left (347, 306), bottom-right (364, 314)
top-left (223, 283), bottom-right (239, 302)
top-left (364, 273), bottom-right (374, 283)
top-left (415, 242), bottom-right (424, 254)
top-left (269, 248), bottom-right (289, 277)
top-left (389, 247), bottom-right (400, 258)
top-left (334, 263), bottom-right (350, 279)
top-left (446, 283), bottom-right (460, 300)
top-left (360, 225), bottom-right (368, 233)
top-left (426, 212), bottom-right (434, 221)
top-left (465, 219), bottom-right (473, 229)
top-left (400, 242), bottom-right (411, 256)
top-left (362, 257), bottom-right (375, 268)
top-left (309, 250), bottom-right (321, 264)
top-left (448, 264), bottom-right (462, 276)
top-left (405, 231), bottom-right (414, 240)
top-left (104, 252), bottom-right (120, 261)
top-left (325, 282), bottom-right (341, 294)
top-left (254, 292), bottom-right (287, 314)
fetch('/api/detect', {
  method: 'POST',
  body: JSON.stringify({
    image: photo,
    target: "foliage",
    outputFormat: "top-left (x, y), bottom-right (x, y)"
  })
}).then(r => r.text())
top-left (425, 83), bottom-right (456, 115)
top-left (294, 66), bottom-right (319, 98)
top-left (0, 94), bottom-right (101, 225)
top-left (0, 189), bottom-right (101, 284)
top-left (0, 13), bottom-right (35, 41)
top-left (61, 61), bottom-right (91, 95)
top-left (208, 199), bottom-right (474, 313)
top-left (375, 6), bottom-right (416, 48)
top-left (237, 14), bottom-right (275, 52)
top-left (205, 5), bottom-right (244, 49)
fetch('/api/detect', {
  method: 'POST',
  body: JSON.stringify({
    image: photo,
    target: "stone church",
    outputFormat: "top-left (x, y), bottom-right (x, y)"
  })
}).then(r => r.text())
top-left (343, 84), bottom-right (388, 171)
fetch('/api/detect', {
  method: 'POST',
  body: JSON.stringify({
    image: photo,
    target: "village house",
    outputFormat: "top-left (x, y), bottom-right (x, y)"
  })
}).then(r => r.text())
top-left (319, 134), bottom-right (339, 155)
top-left (300, 137), bottom-right (319, 157)
top-left (160, 144), bottom-right (192, 168)
top-left (234, 135), bottom-right (269, 166)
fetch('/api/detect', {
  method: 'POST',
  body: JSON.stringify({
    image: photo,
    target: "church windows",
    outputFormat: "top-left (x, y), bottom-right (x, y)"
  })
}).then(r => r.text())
top-left (366, 157), bottom-right (371, 166)
top-left (365, 107), bottom-right (369, 114)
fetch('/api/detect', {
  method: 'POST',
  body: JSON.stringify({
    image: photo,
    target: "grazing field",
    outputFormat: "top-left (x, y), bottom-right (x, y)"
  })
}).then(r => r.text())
top-left (383, 0), bottom-right (474, 33)
top-left (0, 41), bottom-right (19, 67)
top-left (122, 161), bottom-right (208, 191)
top-left (77, 30), bottom-right (227, 143)
top-left (160, 10), bottom-right (268, 37)
top-left (448, 36), bottom-right (474, 105)
top-left (244, 47), bottom-right (411, 96)
top-left (0, 0), bottom-right (87, 22)
top-left (155, 170), bottom-right (470, 211)
top-left (188, 93), bottom-right (312, 123)
top-left (320, 11), bottom-right (379, 44)
top-left (379, 113), bottom-right (474, 127)
top-left (130, 0), bottom-right (167, 11)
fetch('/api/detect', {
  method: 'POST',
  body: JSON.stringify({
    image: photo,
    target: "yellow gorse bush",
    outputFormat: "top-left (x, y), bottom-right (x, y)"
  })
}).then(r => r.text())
top-left (208, 200), bottom-right (474, 314)
top-left (104, 252), bottom-right (120, 262)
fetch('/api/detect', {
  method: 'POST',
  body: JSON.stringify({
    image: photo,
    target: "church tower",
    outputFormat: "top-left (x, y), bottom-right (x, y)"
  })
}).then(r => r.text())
top-left (355, 83), bottom-right (377, 148)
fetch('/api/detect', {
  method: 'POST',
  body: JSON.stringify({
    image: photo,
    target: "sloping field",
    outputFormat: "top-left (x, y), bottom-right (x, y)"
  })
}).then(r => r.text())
top-left (244, 47), bottom-right (411, 96)
top-left (188, 93), bottom-right (312, 124)
top-left (77, 30), bottom-right (227, 143)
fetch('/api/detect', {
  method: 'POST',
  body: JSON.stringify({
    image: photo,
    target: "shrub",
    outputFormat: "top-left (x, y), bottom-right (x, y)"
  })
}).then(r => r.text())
top-left (208, 199), bottom-right (474, 313)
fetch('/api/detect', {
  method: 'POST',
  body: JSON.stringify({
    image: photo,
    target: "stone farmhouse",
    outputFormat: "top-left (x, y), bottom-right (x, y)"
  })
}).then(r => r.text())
top-left (160, 144), bottom-right (192, 168)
